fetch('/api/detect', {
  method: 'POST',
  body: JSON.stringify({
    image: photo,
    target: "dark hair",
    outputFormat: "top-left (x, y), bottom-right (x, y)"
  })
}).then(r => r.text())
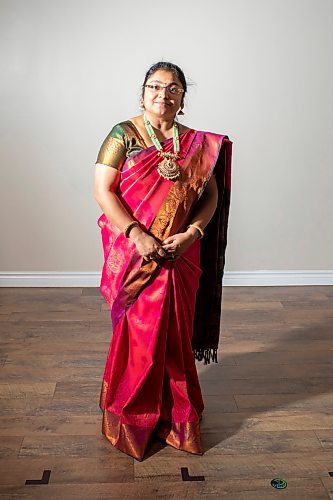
top-left (141, 61), bottom-right (187, 105)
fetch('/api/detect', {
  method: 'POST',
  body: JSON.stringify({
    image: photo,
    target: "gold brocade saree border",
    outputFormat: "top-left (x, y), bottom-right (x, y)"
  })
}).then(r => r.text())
top-left (99, 379), bottom-right (108, 411)
top-left (155, 419), bottom-right (203, 455)
top-left (102, 409), bottom-right (153, 461)
top-left (102, 409), bottom-right (203, 460)
top-left (99, 380), bottom-right (203, 460)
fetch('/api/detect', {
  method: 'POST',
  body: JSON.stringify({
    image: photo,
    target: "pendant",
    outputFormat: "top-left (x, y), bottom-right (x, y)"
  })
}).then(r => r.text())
top-left (156, 151), bottom-right (181, 181)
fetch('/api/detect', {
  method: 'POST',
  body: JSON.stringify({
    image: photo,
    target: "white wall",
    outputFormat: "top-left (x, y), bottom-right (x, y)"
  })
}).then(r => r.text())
top-left (0, 0), bottom-right (332, 274)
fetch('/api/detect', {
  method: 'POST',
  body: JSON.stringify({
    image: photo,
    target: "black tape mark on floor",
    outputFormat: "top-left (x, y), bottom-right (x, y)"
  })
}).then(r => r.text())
top-left (25, 469), bottom-right (51, 485)
top-left (181, 467), bottom-right (205, 481)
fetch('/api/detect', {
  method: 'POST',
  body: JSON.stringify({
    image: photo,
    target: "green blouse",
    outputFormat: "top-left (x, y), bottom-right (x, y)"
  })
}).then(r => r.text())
top-left (95, 120), bottom-right (205, 176)
top-left (95, 121), bottom-right (147, 171)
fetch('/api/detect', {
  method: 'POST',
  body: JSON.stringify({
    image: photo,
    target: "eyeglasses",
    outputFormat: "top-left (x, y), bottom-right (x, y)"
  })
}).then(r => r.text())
top-left (145, 84), bottom-right (184, 95)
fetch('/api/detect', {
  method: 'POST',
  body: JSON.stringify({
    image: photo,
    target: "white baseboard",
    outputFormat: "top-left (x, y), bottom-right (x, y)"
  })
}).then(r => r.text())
top-left (222, 270), bottom-right (333, 286)
top-left (0, 271), bottom-right (332, 287)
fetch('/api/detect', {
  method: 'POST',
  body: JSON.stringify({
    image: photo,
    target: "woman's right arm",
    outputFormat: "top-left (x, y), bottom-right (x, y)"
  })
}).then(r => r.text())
top-left (93, 163), bottom-right (138, 234)
top-left (93, 164), bottom-right (166, 261)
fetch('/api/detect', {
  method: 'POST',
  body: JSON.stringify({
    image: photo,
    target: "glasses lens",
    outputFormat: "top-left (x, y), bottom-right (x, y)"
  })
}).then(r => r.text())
top-left (146, 85), bottom-right (160, 92)
top-left (146, 84), bottom-right (182, 94)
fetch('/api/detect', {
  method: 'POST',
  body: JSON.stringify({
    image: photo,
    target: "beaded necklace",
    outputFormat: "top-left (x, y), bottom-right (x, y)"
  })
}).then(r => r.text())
top-left (143, 112), bottom-right (181, 181)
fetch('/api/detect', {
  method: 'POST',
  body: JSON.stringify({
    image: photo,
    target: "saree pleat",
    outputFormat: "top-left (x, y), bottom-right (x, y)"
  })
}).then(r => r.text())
top-left (100, 238), bottom-right (204, 460)
top-left (97, 127), bottom-right (232, 460)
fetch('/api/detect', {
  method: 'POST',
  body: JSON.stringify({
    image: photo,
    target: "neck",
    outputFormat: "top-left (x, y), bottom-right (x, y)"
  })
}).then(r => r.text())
top-left (143, 111), bottom-right (175, 133)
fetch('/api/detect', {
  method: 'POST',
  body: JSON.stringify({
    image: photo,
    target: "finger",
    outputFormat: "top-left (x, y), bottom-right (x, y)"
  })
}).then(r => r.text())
top-left (153, 250), bottom-right (164, 260)
top-left (162, 236), bottom-right (175, 245)
top-left (162, 241), bottom-right (177, 248)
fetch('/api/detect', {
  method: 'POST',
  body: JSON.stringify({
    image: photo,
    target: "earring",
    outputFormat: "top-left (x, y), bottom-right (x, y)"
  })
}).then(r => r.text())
top-left (139, 99), bottom-right (145, 111)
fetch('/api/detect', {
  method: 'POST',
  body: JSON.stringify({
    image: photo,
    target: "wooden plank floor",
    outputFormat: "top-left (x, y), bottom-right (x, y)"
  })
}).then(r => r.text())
top-left (0, 286), bottom-right (332, 499)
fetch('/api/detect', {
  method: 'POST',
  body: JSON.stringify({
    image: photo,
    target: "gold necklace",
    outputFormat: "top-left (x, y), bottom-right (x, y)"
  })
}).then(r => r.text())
top-left (143, 113), bottom-right (181, 181)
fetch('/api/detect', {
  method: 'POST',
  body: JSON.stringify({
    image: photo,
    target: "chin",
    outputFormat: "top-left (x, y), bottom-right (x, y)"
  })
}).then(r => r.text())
top-left (149, 108), bottom-right (175, 118)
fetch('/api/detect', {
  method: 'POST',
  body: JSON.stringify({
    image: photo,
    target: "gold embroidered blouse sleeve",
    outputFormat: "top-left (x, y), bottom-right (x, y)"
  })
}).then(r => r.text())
top-left (95, 124), bottom-right (127, 171)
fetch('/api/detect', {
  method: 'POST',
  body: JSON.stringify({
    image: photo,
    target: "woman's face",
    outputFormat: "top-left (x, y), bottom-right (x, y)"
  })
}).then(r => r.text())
top-left (142, 69), bottom-right (184, 120)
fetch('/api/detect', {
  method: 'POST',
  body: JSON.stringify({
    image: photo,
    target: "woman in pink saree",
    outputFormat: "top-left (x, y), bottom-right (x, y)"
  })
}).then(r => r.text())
top-left (94, 62), bottom-right (232, 461)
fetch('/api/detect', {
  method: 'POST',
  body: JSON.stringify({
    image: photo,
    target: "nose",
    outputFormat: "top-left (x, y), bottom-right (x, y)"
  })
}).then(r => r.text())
top-left (158, 87), bottom-right (168, 97)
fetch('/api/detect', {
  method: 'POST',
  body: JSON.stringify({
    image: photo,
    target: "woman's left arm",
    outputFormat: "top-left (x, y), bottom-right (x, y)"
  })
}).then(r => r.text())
top-left (162, 174), bottom-right (218, 257)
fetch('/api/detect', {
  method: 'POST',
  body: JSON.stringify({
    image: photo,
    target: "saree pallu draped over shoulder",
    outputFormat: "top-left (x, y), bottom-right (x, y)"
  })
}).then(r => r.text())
top-left (97, 128), bottom-right (232, 460)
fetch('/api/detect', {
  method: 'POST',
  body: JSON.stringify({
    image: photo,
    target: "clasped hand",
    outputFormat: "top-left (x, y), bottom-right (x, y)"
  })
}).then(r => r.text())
top-left (131, 231), bottom-right (197, 262)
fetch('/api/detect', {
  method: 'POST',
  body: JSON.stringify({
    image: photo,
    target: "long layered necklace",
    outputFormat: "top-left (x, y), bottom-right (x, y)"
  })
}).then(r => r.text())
top-left (143, 113), bottom-right (181, 181)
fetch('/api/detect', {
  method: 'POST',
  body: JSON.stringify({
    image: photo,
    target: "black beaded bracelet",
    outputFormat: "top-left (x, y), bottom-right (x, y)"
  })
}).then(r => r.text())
top-left (124, 221), bottom-right (139, 238)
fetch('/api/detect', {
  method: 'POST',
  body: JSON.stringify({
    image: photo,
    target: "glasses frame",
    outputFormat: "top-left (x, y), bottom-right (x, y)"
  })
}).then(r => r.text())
top-left (144, 83), bottom-right (185, 95)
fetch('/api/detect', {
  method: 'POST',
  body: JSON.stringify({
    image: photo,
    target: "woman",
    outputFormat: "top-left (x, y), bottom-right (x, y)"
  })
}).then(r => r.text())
top-left (93, 61), bottom-right (232, 461)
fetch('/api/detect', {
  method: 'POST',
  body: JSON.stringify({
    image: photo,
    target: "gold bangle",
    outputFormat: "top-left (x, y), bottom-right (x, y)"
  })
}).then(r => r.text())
top-left (187, 223), bottom-right (204, 240)
top-left (124, 221), bottom-right (139, 238)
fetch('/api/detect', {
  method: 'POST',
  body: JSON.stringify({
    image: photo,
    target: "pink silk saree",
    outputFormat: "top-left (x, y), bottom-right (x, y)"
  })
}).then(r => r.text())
top-left (97, 127), bottom-right (232, 460)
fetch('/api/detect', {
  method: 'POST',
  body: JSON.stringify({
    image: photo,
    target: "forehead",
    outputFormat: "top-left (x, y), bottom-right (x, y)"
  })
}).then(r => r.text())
top-left (147, 69), bottom-right (182, 86)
